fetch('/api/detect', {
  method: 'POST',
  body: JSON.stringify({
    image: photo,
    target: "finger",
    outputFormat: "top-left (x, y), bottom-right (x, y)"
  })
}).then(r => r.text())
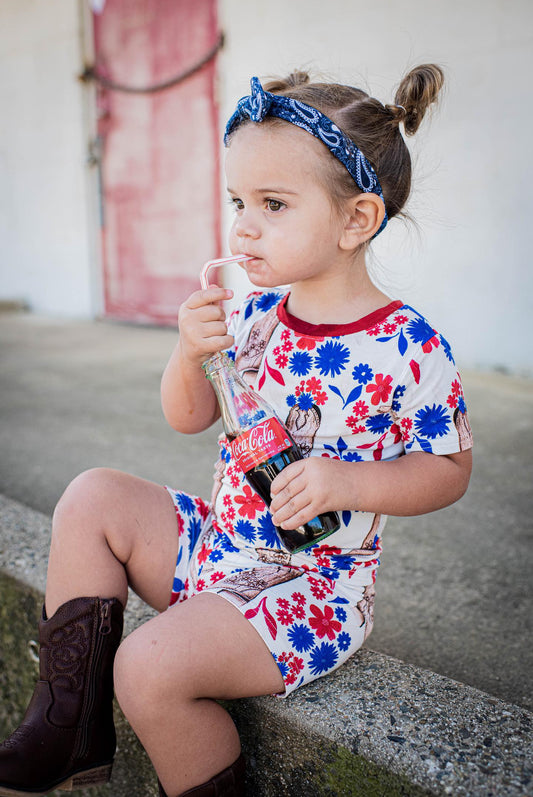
top-left (186, 287), bottom-right (233, 310)
top-left (270, 461), bottom-right (305, 496)
top-left (272, 495), bottom-right (315, 530)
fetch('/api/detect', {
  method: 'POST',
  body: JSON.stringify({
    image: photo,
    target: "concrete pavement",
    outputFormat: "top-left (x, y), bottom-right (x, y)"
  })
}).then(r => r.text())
top-left (1, 310), bottom-right (532, 712)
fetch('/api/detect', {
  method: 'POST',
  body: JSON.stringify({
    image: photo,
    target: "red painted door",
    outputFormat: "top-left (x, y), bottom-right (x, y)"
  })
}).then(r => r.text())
top-left (92, 0), bottom-right (221, 325)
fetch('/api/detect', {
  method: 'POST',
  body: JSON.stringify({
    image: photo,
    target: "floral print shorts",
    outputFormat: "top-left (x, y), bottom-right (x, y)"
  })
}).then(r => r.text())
top-left (165, 487), bottom-right (377, 697)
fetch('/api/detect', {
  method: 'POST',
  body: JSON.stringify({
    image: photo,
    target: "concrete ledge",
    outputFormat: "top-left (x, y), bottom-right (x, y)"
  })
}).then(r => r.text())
top-left (0, 493), bottom-right (531, 796)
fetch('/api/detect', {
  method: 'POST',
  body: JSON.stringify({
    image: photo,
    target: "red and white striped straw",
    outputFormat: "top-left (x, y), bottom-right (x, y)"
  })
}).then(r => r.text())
top-left (200, 255), bottom-right (253, 290)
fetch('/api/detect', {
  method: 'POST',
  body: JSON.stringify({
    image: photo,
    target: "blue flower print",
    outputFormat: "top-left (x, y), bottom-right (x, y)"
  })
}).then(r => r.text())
top-left (334, 607), bottom-right (347, 622)
top-left (286, 391), bottom-right (314, 412)
top-left (257, 513), bottom-right (280, 548)
top-left (457, 395), bottom-right (466, 414)
top-left (414, 404), bottom-right (451, 439)
top-left (406, 316), bottom-right (436, 347)
top-left (234, 519), bottom-right (256, 543)
top-left (188, 516), bottom-right (202, 548)
top-left (274, 654), bottom-right (289, 679)
top-left (289, 350), bottom-right (313, 377)
top-left (323, 436), bottom-right (362, 462)
top-left (366, 413), bottom-right (392, 435)
top-left (440, 334), bottom-right (455, 363)
top-left (337, 632), bottom-right (352, 652)
top-left (315, 341), bottom-right (350, 377)
top-left (352, 363), bottom-right (374, 384)
top-left (297, 393), bottom-right (314, 411)
top-left (208, 548), bottom-right (224, 563)
top-left (287, 623), bottom-right (315, 653)
top-left (309, 642), bottom-right (339, 676)
top-left (219, 533), bottom-right (239, 553)
top-left (392, 384), bottom-right (406, 412)
top-left (177, 493), bottom-right (196, 515)
top-left (256, 292), bottom-right (282, 312)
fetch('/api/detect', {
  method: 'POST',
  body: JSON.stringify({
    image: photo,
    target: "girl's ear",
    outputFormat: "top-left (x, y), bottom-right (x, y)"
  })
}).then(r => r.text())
top-left (339, 194), bottom-right (385, 249)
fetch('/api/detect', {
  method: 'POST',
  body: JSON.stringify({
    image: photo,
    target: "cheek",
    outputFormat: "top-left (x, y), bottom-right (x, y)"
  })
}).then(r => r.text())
top-left (228, 221), bottom-right (239, 252)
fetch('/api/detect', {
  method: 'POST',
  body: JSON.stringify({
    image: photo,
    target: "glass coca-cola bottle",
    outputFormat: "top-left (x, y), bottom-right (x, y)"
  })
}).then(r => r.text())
top-left (203, 350), bottom-right (340, 553)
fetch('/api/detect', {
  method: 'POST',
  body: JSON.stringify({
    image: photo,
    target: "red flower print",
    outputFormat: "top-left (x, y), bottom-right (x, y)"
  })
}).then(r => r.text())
top-left (292, 592), bottom-right (306, 605)
top-left (314, 391), bottom-right (328, 406)
top-left (306, 377), bottom-right (322, 393)
top-left (277, 598), bottom-right (290, 610)
top-left (196, 578), bottom-right (206, 592)
top-left (275, 352), bottom-right (288, 368)
top-left (280, 329), bottom-right (291, 342)
top-left (447, 394), bottom-right (458, 409)
top-left (395, 314), bottom-right (408, 324)
top-left (296, 335), bottom-right (322, 351)
top-left (197, 544), bottom-right (211, 565)
top-left (390, 423), bottom-right (402, 444)
top-left (346, 415), bottom-right (367, 433)
top-left (210, 571), bottom-right (225, 584)
top-left (293, 605), bottom-right (305, 619)
top-left (367, 324), bottom-right (381, 336)
top-left (366, 374), bottom-right (394, 406)
top-left (276, 607), bottom-right (294, 626)
top-left (223, 494), bottom-right (232, 507)
top-left (234, 485), bottom-right (265, 519)
top-left (313, 545), bottom-right (342, 558)
top-left (308, 604), bottom-right (342, 640)
top-left (282, 339), bottom-right (293, 353)
top-left (177, 514), bottom-right (185, 537)
top-left (352, 400), bottom-right (369, 418)
top-left (383, 323), bottom-right (397, 334)
top-left (308, 576), bottom-right (333, 600)
top-left (451, 379), bottom-right (461, 396)
top-left (195, 498), bottom-right (210, 521)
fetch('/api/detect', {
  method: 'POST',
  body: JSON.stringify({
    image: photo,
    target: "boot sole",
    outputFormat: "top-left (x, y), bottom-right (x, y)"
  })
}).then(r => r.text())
top-left (0, 763), bottom-right (113, 795)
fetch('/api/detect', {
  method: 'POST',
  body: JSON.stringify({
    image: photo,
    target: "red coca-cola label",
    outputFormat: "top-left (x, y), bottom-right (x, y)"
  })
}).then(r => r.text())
top-left (230, 417), bottom-right (292, 472)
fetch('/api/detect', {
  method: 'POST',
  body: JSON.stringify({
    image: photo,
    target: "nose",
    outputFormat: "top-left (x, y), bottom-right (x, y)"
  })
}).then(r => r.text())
top-left (233, 208), bottom-right (261, 241)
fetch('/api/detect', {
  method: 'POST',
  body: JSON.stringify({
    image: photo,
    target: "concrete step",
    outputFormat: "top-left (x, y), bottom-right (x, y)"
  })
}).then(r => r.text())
top-left (0, 493), bottom-right (531, 796)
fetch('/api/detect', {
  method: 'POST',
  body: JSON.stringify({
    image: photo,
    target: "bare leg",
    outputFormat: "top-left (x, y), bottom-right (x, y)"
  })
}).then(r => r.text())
top-left (46, 467), bottom-right (179, 615)
top-left (114, 592), bottom-right (285, 796)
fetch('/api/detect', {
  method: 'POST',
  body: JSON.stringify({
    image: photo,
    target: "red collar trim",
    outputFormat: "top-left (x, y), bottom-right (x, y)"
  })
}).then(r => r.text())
top-left (276, 294), bottom-right (404, 337)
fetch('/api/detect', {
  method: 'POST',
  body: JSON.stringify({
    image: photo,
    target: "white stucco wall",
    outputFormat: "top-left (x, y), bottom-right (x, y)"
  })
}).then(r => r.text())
top-left (218, 0), bottom-right (533, 374)
top-left (1, 1), bottom-right (531, 373)
top-left (0, 0), bottom-right (95, 317)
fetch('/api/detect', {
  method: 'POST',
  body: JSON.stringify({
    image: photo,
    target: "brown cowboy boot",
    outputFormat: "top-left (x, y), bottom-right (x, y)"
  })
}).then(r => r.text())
top-left (158, 754), bottom-right (246, 797)
top-left (0, 596), bottom-right (123, 796)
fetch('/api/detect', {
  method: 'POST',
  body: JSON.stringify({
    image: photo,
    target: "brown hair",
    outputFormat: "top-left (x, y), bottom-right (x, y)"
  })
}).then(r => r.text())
top-left (259, 65), bottom-right (444, 221)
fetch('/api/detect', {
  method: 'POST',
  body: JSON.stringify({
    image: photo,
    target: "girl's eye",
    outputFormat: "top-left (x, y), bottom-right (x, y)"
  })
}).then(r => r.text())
top-left (266, 199), bottom-right (285, 212)
top-left (230, 197), bottom-right (244, 211)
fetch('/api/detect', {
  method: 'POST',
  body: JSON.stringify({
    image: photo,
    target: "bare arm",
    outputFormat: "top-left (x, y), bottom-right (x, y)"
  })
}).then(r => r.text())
top-left (270, 449), bottom-right (472, 529)
top-left (161, 286), bottom-right (234, 434)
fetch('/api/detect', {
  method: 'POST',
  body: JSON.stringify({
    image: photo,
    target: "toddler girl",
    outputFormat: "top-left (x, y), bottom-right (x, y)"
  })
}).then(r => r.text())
top-left (0, 64), bottom-right (472, 797)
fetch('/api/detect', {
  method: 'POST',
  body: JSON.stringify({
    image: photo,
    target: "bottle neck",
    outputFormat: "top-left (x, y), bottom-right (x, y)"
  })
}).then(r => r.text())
top-left (203, 351), bottom-right (271, 435)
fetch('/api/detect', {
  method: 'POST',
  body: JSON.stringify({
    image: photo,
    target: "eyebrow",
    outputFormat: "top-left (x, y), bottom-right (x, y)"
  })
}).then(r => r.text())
top-left (227, 187), bottom-right (298, 196)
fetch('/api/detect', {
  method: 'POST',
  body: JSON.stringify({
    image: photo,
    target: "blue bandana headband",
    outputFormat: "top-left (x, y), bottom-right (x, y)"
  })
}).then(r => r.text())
top-left (224, 77), bottom-right (388, 236)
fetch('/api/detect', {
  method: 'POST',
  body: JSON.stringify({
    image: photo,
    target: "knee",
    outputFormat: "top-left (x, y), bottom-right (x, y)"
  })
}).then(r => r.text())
top-left (52, 467), bottom-right (121, 529)
top-left (114, 630), bottom-right (167, 727)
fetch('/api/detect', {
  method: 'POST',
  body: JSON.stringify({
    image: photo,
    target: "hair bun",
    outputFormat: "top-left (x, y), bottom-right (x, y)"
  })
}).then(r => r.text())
top-left (263, 70), bottom-right (310, 93)
top-left (394, 64), bottom-right (444, 135)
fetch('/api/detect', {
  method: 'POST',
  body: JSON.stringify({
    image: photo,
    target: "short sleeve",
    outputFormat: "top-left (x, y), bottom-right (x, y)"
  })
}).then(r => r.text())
top-left (393, 334), bottom-right (473, 456)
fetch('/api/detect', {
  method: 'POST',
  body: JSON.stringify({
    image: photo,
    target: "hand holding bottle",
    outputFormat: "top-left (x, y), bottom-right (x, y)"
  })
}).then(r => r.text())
top-left (177, 286), bottom-right (235, 367)
top-left (270, 456), bottom-right (346, 532)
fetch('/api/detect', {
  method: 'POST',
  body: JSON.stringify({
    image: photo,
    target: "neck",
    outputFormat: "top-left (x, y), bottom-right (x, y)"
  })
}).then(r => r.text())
top-left (286, 252), bottom-right (390, 326)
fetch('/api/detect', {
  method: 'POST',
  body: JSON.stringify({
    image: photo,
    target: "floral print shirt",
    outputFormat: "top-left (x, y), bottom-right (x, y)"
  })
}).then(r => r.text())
top-left (210, 291), bottom-right (472, 555)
